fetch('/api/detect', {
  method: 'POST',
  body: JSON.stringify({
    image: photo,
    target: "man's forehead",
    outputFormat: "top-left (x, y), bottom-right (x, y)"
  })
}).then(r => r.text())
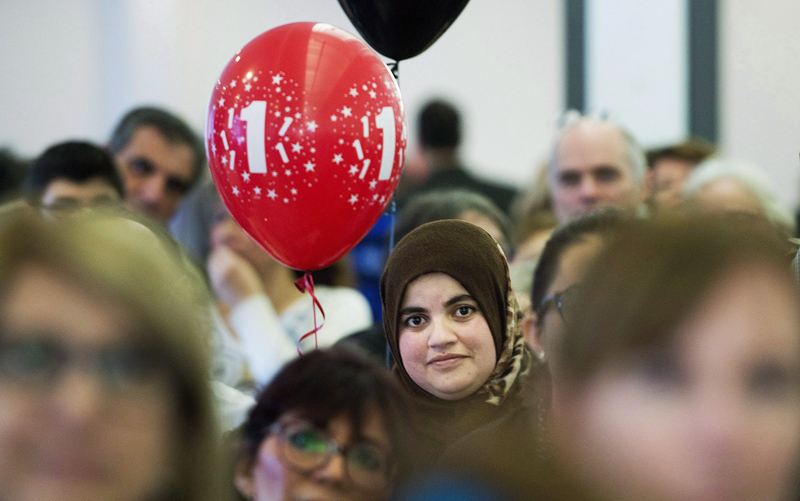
top-left (555, 122), bottom-right (629, 171)
top-left (119, 126), bottom-right (196, 179)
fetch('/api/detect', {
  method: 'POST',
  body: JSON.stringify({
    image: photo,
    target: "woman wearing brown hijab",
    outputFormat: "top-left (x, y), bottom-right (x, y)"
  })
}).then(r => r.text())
top-left (381, 219), bottom-right (532, 460)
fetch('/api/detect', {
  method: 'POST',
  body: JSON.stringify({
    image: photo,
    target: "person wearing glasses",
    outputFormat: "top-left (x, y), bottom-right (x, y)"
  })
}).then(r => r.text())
top-left (380, 219), bottom-right (533, 462)
top-left (0, 211), bottom-right (224, 501)
top-left (525, 209), bottom-right (623, 383)
top-left (549, 216), bottom-right (800, 500)
top-left (234, 349), bottom-right (413, 501)
top-left (24, 141), bottom-right (125, 218)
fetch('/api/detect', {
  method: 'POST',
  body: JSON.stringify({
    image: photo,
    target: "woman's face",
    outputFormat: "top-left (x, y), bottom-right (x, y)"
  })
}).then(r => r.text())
top-left (398, 272), bottom-right (497, 400)
top-left (553, 264), bottom-right (800, 501)
top-left (0, 265), bottom-right (178, 501)
top-left (239, 409), bottom-right (393, 501)
top-left (209, 203), bottom-right (272, 268)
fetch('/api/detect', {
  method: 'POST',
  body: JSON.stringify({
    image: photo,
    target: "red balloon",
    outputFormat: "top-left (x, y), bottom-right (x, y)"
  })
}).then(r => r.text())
top-left (206, 22), bottom-right (406, 270)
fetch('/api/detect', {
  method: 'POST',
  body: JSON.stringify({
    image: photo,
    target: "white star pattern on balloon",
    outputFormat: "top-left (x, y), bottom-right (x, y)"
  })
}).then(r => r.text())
top-left (210, 69), bottom-right (404, 212)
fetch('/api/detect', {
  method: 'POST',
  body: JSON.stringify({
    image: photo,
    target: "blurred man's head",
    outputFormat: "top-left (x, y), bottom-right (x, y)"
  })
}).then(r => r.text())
top-left (108, 107), bottom-right (204, 223)
top-left (25, 141), bottom-right (124, 217)
top-left (645, 139), bottom-right (716, 210)
top-left (548, 112), bottom-right (645, 223)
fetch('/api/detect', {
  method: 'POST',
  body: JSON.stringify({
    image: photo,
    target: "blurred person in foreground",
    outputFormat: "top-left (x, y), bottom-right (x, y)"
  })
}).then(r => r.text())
top-left (24, 141), bottom-right (124, 217)
top-left (0, 211), bottom-right (224, 500)
top-left (549, 216), bottom-right (800, 500)
top-left (644, 138), bottom-right (716, 211)
top-left (547, 111), bottom-right (646, 224)
top-left (234, 349), bottom-right (414, 501)
top-left (108, 106), bottom-right (205, 224)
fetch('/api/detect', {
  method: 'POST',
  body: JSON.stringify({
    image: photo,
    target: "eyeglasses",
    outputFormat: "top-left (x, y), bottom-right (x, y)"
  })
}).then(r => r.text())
top-left (270, 420), bottom-right (394, 491)
top-left (0, 337), bottom-right (166, 395)
top-left (535, 284), bottom-right (581, 325)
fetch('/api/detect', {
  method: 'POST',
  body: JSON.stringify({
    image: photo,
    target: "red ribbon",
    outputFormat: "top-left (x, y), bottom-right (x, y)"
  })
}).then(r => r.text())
top-left (294, 271), bottom-right (325, 355)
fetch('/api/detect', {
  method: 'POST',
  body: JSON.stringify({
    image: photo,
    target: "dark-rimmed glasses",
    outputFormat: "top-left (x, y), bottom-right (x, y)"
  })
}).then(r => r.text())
top-left (535, 284), bottom-right (581, 325)
top-left (269, 419), bottom-right (394, 491)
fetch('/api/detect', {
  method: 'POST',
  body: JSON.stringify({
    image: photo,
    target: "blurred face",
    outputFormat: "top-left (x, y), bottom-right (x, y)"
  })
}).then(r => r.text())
top-left (551, 122), bottom-right (641, 223)
top-left (209, 205), bottom-right (272, 269)
top-left (398, 273), bottom-right (497, 400)
top-left (239, 410), bottom-right (393, 501)
top-left (553, 264), bottom-right (800, 501)
top-left (529, 236), bottom-right (603, 382)
top-left (114, 126), bottom-right (195, 223)
top-left (0, 264), bottom-right (178, 501)
top-left (39, 178), bottom-right (121, 217)
top-left (648, 157), bottom-right (695, 210)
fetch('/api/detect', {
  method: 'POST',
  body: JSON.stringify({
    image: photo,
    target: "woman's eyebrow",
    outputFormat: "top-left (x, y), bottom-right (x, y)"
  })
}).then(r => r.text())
top-left (444, 294), bottom-right (474, 307)
top-left (399, 306), bottom-right (426, 317)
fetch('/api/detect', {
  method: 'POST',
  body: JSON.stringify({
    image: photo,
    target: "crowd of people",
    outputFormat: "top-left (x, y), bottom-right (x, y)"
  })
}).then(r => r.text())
top-left (1, 98), bottom-right (800, 501)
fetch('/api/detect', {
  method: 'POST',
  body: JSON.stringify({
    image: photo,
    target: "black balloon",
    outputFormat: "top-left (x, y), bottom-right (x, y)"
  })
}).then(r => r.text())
top-left (338, 0), bottom-right (470, 61)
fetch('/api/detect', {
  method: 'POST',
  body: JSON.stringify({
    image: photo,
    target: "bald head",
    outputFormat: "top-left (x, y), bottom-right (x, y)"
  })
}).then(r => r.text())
top-left (549, 118), bottom-right (644, 223)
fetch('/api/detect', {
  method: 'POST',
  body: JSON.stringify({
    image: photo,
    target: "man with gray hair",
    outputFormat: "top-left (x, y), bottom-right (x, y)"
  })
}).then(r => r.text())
top-left (547, 111), bottom-right (646, 223)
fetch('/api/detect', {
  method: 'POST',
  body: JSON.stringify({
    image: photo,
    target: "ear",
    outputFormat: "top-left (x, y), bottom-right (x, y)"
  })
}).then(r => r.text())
top-left (522, 312), bottom-right (546, 361)
top-left (234, 458), bottom-right (256, 500)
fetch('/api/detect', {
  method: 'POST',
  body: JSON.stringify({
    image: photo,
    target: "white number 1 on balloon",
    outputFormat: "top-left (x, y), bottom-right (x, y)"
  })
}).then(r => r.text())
top-left (236, 101), bottom-right (395, 180)
top-left (354, 107), bottom-right (395, 181)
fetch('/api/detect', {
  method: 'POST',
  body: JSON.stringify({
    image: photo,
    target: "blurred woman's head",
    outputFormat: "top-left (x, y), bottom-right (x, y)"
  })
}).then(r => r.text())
top-left (551, 216), bottom-right (800, 501)
top-left (0, 212), bottom-right (220, 501)
top-left (381, 219), bottom-right (530, 403)
top-left (235, 349), bottom-right (412, 501)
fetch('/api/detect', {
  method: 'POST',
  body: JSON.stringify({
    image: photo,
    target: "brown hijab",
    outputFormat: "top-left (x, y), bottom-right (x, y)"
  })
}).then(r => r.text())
top-left (381, 219), bottom-right (530, 405)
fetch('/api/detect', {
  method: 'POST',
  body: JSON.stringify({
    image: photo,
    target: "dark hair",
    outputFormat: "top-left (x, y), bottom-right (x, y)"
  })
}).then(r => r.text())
top-left (108, 106), bottom-right (205, 187)
top-left (531, 209), bottom-right (623, 317)
top-left (418, 99), bottom-right (461, 149)
top-left (646, 138), bottom-right (716, 169)
top-left (24, 141), bottom-right (124, 203)
top-left (396, 189), bottom-right (512, 245)
top-left (240, 349), bottom-right (414, 470)
top-left (0, 147), bottom-right (29, 203)
top-left (559, 214), bottom-right (793, 384)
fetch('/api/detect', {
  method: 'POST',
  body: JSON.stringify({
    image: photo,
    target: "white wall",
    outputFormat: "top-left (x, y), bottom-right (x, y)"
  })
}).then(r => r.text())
top-left (719, 0), bottom-right (800, 207)
top-left (0, 0), bottom-right (563, 189)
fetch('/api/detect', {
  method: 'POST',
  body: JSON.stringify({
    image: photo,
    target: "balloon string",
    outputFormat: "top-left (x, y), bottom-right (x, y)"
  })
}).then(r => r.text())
top-left (294, 271), bottom-right (325, 355)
